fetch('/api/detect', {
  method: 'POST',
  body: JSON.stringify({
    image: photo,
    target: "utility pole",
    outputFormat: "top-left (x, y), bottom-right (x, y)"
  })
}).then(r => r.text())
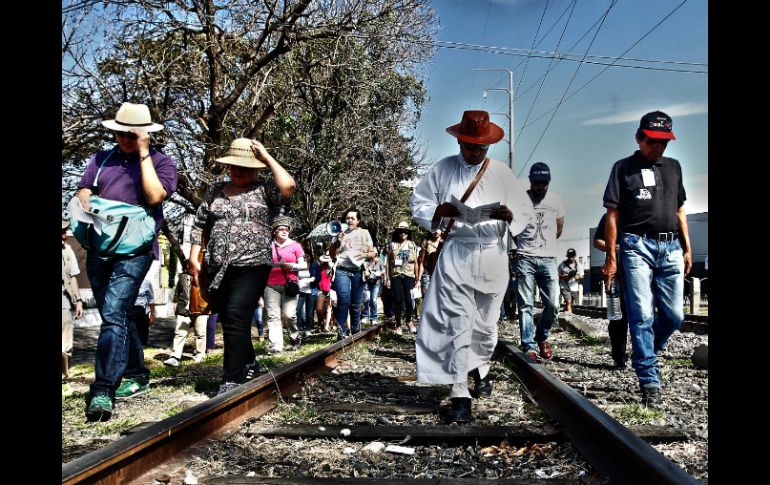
top-left (474, 68), bottom-right (514, 172)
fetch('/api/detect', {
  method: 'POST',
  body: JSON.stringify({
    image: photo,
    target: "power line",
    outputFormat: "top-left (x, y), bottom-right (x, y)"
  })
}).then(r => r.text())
top-left (515, 0), bottom-right (692, 138)
top-left (516, 0), bottom-right (578, 149)
top-left (519, 0), bottom-right (618, 177)
top-left (431, 41), bottom-right (706, 73)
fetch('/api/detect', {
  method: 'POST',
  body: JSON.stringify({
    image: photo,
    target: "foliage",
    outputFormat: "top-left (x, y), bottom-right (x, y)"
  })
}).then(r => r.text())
top-left (62, 0), bottom-right (438, 258)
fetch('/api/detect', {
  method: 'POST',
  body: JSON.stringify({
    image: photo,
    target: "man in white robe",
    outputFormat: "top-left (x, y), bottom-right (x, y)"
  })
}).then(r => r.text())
top-left (410, 110), bottom-right (533, 423)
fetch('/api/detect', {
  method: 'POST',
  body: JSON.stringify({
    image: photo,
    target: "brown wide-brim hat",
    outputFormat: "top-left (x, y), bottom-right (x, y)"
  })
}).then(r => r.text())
top-left (101, 102), bottom-right (165, 133)
top-left (446, 110), bottom-right (504, 145)
top-left (215, 138), bottom-right (267, 168)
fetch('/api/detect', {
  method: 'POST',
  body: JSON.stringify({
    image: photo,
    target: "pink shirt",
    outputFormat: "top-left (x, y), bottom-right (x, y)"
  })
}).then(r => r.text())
top-left (267, 240), bottom-right (304, 286)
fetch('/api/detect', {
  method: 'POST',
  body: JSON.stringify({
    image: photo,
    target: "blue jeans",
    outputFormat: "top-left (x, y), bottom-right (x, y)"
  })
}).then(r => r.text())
top-left (362, 281), bottom-right (380, 321)
top-left (297, 292), bottom-right (318, 331)
top-left (253, 306), bottom-right (264, 336)
top-left (515, 255), bottom-right (559, 352)
top-left (333, 269), bottom-right (365, 336)
top-left (87, 251), bottom-right (154, 398)
top-left (620, 233), bottom-right (684, 389)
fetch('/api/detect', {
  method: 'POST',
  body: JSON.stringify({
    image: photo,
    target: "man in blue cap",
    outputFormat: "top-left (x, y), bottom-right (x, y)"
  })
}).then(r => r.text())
top-left (515, 162), bottom-right (566, 362)
top-left (602, 110), bottom-right (692, 408)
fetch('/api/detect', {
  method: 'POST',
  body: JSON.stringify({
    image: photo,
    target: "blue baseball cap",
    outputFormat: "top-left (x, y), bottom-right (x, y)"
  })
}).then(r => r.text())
top-left (529, 162), bottom-right (551, 182)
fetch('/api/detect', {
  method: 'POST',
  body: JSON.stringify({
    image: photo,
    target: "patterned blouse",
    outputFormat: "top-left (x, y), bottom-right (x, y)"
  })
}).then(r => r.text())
top-left (191, 180), bottom-right (286, 290)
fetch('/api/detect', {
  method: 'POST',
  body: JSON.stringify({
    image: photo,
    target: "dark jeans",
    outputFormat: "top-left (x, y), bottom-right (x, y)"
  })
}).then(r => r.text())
top-left (297, 292), bottom-right (318, 331)
top-left (609, 268), bottom-right (629, 364)
top-left (501, 280), bottom-right (518, 319)
top-left (130, 306), bottom-right (150, 346)
top-left (210, 265), bottom-right (270, 383)
top-left (87, 251), bottom-right (154, 398)
top-left (207, 314), bottom-right (218, 351)
top-left (390, 275), bottom-right (415, 326)
top-left (253, 306), bottom-right (264, 336)
top-left (332, 268), bottom-right (365, 336)
top-left (381, 285), bottom-right (395, 319)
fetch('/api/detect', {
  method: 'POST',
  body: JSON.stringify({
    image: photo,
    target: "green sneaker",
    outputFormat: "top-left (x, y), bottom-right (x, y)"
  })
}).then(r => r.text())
top-left (115, 378), bottom-right (149, 400)
top-left (86, 395), bottom-right (113, 422)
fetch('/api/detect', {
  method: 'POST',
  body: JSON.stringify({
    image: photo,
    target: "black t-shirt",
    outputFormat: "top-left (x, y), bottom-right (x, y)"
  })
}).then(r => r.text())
top-left (602, 151), bottom-right (686, 235)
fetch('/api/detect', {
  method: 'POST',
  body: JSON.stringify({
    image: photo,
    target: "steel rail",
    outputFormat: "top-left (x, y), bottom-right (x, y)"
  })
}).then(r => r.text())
top-left (572, 305), bottom-right (708, 332)
top-left (497, 339), bottom-right (699, 484)
top-left (61, 324), bottom-right (385, 484)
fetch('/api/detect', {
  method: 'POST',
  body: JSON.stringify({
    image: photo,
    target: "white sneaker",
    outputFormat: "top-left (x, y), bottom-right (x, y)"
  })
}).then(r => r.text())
top-left (193, 353), bottom-right (205, 363)
top-left (163, 356), bottom-right (180, 367)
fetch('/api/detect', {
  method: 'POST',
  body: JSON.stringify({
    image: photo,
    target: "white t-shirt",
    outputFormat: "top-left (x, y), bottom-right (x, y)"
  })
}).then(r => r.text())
top-left (516, 190), bottom-right (566, 258)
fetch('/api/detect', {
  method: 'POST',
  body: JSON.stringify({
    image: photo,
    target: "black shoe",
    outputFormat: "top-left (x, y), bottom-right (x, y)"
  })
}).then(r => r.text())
top-left (641, 386), bottom-right (662, 408)
top-left (611, 354), bottom-right (628, 368)
top-left (446, 397), bottom-right (473, 423)
top-left (243, 361), bottom-right (263, 382)
top-left (470, 368), bottom-right (493, 398)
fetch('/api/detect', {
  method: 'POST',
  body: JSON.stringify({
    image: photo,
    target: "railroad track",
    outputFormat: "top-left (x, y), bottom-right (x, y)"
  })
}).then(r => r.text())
top-left (62, 322), bottom-right (700, 484)
top-left (571, 305), bottom-right (708, 334)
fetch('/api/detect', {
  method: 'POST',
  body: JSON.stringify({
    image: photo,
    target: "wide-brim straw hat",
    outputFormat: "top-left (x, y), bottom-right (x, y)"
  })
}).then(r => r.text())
top-left (446, 110), bottom-right (504, 145)
top-left (215, 138), bottom-right (267, 168)
top-left (101, 102), bottom-right (164, 132)
top-left (393, 220), bottom-right (412, 236)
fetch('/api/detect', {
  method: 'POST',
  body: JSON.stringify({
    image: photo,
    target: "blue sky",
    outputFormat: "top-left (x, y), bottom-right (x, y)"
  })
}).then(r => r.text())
top-left (414, 0), bottom-right (707, 259)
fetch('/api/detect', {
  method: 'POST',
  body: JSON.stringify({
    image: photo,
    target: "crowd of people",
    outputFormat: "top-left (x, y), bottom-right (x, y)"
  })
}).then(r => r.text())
top-left (63, 103), bottom-right (692, 423)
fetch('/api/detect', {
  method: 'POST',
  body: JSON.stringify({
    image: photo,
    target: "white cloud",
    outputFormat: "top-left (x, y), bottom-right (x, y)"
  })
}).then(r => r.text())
top-left (581, 102), bottom-right (708, 126)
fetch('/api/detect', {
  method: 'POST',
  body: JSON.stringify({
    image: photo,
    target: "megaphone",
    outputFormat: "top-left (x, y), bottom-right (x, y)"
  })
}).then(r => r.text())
top-left (326, 220), bottom-right (348, 236)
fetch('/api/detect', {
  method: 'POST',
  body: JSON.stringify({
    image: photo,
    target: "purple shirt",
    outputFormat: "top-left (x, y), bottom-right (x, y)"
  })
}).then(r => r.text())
top-left (78, 146), bottom-right (178, 258)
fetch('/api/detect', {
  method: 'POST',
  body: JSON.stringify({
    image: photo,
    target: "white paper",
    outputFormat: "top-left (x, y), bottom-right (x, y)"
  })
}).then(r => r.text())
top-left (450, 195), bottom-right (500, 225)
top-left (67, 196), bottom-right (109, 235)
top-left (411, 287), bottom-right (422, 300)
top-left (641, 169), bottom-right (656, 187)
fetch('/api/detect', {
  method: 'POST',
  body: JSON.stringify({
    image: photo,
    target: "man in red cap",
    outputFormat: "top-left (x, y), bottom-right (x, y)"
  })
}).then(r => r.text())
top-left (410, 110), bottom-right (533, 423)
top-left (602, 110), bottom-right (692, 408)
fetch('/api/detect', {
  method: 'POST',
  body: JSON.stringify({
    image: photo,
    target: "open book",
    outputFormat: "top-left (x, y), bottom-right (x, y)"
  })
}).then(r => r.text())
top-left (450, 195), bottom-right (500, 225)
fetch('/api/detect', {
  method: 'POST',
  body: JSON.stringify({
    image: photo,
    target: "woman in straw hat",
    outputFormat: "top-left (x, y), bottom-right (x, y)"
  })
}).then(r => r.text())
top-left (385, 221), bottom-right (418, 334)
top-left (189, 138), bottom-right (296, 395)
top-left (78, 102), bottom-right (178, 422)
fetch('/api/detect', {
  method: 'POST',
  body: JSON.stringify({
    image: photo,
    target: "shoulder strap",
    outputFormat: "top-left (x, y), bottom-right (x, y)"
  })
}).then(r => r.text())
top-left (92, 149), bottom-right (117, 191)
top-left (444, 157), bottom-right (491, 236)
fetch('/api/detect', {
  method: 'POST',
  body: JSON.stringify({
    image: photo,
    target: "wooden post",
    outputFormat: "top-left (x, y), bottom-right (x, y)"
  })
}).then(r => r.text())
top-left (689, 277), bottom-right (701, 314)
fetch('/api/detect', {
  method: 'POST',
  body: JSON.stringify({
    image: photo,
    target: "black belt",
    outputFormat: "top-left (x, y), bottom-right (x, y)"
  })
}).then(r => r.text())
top-left (338, 265), bottom-right (362, 273)
top-left (626, 230), bottom-right (678, 242)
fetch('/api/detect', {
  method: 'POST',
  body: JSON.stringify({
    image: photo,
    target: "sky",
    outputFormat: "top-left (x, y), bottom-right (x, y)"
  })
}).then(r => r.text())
top-left (414, 0), bottom-right (707, 261)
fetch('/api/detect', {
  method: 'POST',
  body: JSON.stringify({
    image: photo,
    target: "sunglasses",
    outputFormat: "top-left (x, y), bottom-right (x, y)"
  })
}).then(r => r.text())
top-left (115, 131), bottom-right (138, 140)
top-left (645, 138), bottom-right (669, 147)
top-left (461, 141), bottom-right (489, 151)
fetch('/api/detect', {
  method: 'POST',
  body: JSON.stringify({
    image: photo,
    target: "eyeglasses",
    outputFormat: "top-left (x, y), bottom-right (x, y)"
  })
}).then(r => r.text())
top-left (645, 138), bottom-right (669, 147)
top-left (461, 142), bottom-right (489, 151)
top-left (275, 226), bottom-right (290, 232)
top-left (115, 131), bottom-right (138, 140)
